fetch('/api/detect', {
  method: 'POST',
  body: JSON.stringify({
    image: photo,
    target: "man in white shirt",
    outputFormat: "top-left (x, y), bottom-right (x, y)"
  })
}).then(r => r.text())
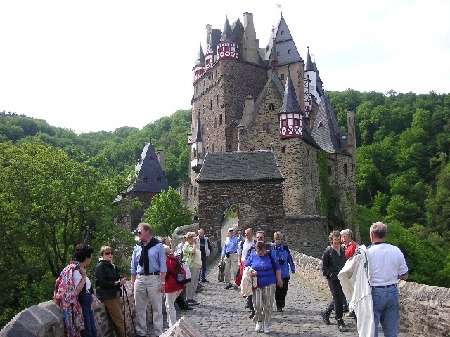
top-left (367, 221), bottom-right (408, 337)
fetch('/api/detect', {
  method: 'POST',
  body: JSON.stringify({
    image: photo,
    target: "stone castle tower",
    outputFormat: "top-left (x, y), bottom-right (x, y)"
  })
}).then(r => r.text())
top-left (183, 12), bottom-right (356, 233)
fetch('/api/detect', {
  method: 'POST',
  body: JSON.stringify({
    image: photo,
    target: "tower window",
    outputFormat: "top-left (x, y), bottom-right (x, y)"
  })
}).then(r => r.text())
top-left (210, 100), bottom-right (212, 110)
top-left (280, 74), bottom-right (284, 81)
top-left (281, 146), bottom-right (286, 153)
top-left (263, 123), bottom-right (269, 132)
top-left (217, 94), bottom-right (219, 105)
top-left (269, 103), bottom-right (275, 111)
top-left (344, 164), bottom-right (348, 176)
top-left (288, 49), bottom-right (291, 54)
top-left (281, 30), bottom-right (284, 35)
top-left (219, 114), bottom-right (223, 126)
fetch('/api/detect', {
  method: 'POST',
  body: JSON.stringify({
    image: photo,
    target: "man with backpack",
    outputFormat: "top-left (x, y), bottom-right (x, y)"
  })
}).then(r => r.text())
top-left (272, 232), bottom-right (295, 312)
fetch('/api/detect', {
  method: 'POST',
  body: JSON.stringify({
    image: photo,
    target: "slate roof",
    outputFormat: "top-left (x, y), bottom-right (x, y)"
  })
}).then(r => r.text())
top-left (264, 15), bottom-right (302, 65)
top-left (280, 71), bottom-right (301, 113)
top-left (221, 16), bottom-right (236, 42)
top-left (127, 143), bottom-right (169, 193)
top-left (305, 47), bottom-right (314, 71)
top-left (311, 94), bottom-right (347, 154)
top-left (196, 151), bottom-right (283, 182)
top-left (194, 44), bottom-right (205, 67)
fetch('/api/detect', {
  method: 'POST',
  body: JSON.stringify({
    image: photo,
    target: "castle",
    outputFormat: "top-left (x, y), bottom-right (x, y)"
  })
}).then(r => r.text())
top-left (182, 12), bottom-right (357, 253)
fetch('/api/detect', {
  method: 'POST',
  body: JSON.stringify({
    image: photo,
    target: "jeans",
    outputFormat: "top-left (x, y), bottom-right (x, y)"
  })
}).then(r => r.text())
top-left (372, 286), bottom-right (399, 337)
top-left (326, 278), bottom-right (344, 320)
top-left (200, 253), bottom-right (207, 281)
top-left (79, 291), bottom-right (97, 337)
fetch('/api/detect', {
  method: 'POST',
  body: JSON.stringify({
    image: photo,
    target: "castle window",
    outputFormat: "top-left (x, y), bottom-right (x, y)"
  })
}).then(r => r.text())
top-left (217, 94), bottom-right (219, 105)
top-left (228, 144), bottom-right (232, 151)
top-left (281, 30), bottom-right (284, 35)
top-left (344, 164), bottom-right (348, 176)
top-left (281, 146), bottom-right (286, 153)
top-left (155, 176), bottom-right (161, 183)
top-left (269, 103), bottom-right (275, 111)
top-left (210, 100), bottom-right (212, 110)
top-left (280, 74), bottom-right (284, 81)
top-left (219, 114), bottom-right (223, 125)
top-left (288, 49), bottom-right (291, 54)
top-left (277, 51), bottom-right (280, 56)
top-left (328, 166), bottom-right (332, 175)
top-left (263, 123), bottom-right (270, 132)
top-left (214, 117), bottom-right (217, 128)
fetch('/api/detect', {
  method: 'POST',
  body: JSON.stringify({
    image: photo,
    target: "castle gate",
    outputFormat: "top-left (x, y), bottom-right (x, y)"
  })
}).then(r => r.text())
top-left (195, 151), bottom-right (285, 245)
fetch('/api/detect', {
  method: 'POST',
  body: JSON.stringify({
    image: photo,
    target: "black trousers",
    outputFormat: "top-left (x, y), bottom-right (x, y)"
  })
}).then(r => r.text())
top-left (326, 278), bottom-right (344, 320)
top-left (275, 278), bottom-right (289, 309)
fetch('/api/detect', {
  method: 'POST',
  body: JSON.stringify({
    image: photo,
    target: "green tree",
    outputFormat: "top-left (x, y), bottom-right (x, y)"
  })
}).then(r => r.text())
top-left (0, 141), bottom-right (133, 326)
top-left (142, 187), bottom-right (192, 237)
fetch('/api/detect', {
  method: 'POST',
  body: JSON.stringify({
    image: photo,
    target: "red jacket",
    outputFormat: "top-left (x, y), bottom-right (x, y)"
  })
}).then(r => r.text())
top-left (165, 253), bottom-right (185, 293)
top-left (345, 241), bottom-right (358, 260)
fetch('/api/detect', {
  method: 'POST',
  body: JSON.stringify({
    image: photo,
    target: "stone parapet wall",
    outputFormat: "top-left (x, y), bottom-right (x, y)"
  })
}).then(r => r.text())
top-left (0, 284), bottom-right (137, 337)
top-left (293, 252), bottom-right (450, 337)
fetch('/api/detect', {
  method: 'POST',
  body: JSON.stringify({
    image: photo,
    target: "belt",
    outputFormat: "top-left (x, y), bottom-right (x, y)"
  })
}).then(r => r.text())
top-left (372, 284), bottom-right (397, 288)
top-left (139, 271), bottom-right (160, 275)
top-left (227, 251), bottom-right (237, 254)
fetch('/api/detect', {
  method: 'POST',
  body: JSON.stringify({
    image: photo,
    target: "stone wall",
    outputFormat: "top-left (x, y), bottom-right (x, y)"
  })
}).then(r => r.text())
top-left (0, 284), bottom-right (138, 337)
top-left (294, 252), bottom-right (450, 337)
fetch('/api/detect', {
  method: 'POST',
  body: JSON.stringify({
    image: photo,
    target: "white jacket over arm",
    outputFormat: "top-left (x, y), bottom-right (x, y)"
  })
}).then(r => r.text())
top-left (338, 245), bottom-right (375, 337)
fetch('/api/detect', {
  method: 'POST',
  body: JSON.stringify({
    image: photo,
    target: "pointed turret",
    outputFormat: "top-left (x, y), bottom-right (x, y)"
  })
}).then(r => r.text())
top-left (193, 43), bottom-right (205, 83)
top-left (305, 46), bottom-right (314, 71)
top-left (265, 14), bottom-right (302, 66)
top-left (217, 16), bottom-right (239, 61)
top-left (191, 117), bottom-right (204, 173)
top-left (279, 69), bottom-right (303, 138)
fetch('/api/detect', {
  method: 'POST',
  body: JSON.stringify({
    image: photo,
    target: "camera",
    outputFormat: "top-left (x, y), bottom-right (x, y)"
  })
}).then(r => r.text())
top-left (278, 257), bottom-right (284, 265)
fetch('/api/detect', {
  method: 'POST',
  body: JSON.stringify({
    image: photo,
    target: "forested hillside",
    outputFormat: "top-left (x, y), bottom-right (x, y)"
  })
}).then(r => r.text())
top-left (1, 91), bottom-right (449, 327)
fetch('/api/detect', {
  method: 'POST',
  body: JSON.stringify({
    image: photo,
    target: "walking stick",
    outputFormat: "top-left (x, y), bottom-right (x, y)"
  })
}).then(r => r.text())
top-left (122, 285), bottom-right (137, 336)
top-left (121, 287), bottom-right (127, 336)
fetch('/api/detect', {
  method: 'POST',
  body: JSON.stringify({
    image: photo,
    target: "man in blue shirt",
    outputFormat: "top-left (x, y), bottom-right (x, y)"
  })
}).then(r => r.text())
top-left (221, 227), bottom-right (240, 289)
top-left (130, 223), bottom-right (167, 337)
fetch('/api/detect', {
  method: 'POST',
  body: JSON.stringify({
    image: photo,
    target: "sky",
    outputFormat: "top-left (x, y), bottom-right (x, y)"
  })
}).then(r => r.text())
top-left (1, 0), bottom-right (449, 134)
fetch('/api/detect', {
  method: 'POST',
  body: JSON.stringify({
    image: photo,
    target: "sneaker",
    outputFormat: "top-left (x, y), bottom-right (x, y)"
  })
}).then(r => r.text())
top-left (233, 285), bottom-right (239, 290)
top-left (224, 284), bottom-right (233, 289)
top-left (181, 306), bottom-right (193, 311)
top-left (186, 299), bottom-right (199, 305)
top-left (276, 307), bottom-right (283, 312)
top-left (195, 288), bottom-right (203, 293)
top-left (263, 325), bottom-right (271, 333)
top-left (321, 310), bottom-right (331, 325)
top-left (255, 321), bottom-right (263, 332)
top-left (201, 279), bottom-right (209, 283)
top-left (338, 319), bottom-right (348, 332)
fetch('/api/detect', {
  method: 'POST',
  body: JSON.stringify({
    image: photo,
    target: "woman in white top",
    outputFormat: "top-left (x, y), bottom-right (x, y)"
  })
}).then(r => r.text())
top-left (73, 243), bottom-right (97, 337)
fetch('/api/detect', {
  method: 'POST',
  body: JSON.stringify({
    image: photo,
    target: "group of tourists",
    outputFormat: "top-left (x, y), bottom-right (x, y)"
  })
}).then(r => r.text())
top-left (221, 227), bottom-right (295, 334)
top-left (54, 220), bottom-right (408, 337)
top-left (321, 222), bottom-right (409, 337)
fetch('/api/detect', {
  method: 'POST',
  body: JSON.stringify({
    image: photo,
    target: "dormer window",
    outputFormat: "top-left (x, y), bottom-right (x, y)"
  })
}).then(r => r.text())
top-left (281, 30), bottom-right (284, 35)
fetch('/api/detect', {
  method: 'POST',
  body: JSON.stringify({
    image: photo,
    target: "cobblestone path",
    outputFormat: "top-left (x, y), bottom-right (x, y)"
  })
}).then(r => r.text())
top-left (178, 264), bottom-right (360, 337)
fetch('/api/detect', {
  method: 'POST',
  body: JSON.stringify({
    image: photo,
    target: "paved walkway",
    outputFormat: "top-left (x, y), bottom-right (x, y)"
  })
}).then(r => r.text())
top-left (177, 264), bottom-right (359, 337)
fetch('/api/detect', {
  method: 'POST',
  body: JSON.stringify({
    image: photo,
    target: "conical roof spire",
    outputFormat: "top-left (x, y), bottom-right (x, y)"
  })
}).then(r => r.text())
top-left (305, 46), bottom-right (314, 71)
top-left (221, 16), bottom-right (235, 42)
top-left (195, 43), bottom-right (205, 67)
top-left (280, 68), bottom-right (301, 113)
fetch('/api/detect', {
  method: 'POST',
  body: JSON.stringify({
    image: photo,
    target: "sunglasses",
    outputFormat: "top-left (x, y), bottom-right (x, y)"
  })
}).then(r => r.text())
top-left (256, 236), bottom-right (264, 239)
top-left (104, 252), bottom-right (113, 256)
